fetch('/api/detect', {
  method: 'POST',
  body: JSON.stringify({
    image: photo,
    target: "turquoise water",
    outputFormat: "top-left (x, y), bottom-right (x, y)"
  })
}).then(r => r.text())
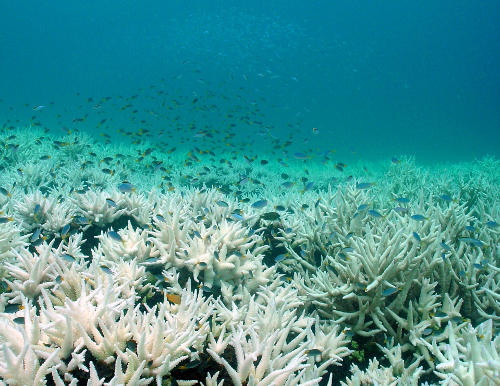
top-left (1, 0), bottom-right (499, 162)
top-left (1, 1), bottom-right (499, 385)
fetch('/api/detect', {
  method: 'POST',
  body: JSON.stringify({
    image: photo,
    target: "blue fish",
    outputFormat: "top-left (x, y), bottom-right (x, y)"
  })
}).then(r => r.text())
top-left (486, 220), bottom-right (498, 229)
top-left (251, 199), bottom-right (268, 209)
top-left (382, 287), bottom-right (399, 296)
top-left (368, 209), bottom-right (384, 218)
top-left (393, 206), bottom-right (409, 214)
top-left (356, 182), bottom-right (374, 190)
top-left (108, 231), bottom-right (122, 242)
top-left (274, 253), bottom-right (288, 262)
top-left (106, 198), bottom-right (117, 207)
top-left (60, 253), bottom-right (75, 263)
top-left (118, 182), bottom-right (135, 193)
top-left (413, 232), bottom-right (421, 242)
top-left (293, 152), bottom-right (310, 160)
top-left (231, 213), bottom-right (244, 221)
top-left (440, 242), bottom-right (451, 251)
top-left (410, 214), bottom-right (426, 221)
top-left (459, 237), bottom-right (484, 248)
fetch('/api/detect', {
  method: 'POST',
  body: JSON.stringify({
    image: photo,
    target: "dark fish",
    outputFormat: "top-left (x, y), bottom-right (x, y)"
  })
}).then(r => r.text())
top-left (155, 214), bottom-right (166, 222)
top-left (410, 214), bottom-right (426, 221)
top-left (3, 304), bottom-right (20, 313)
top-left (216, 200), bottom-right (229, 208)
top-left (412, 232), bottom-right (421, 242)
top-left (306, 349), bottom-right (322, 357)
top-left (261, 212), bottom-right (280, 221)
top-left (106, 198), bottom-right (117, 207)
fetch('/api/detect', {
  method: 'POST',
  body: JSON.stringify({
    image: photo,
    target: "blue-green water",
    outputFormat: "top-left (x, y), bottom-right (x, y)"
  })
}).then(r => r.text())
top-left (1, 0), bottom-right (499, 162)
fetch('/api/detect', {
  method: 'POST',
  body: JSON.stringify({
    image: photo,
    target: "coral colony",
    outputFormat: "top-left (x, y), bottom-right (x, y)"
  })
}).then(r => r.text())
top-left (0, 129), bottom-right (499, 385)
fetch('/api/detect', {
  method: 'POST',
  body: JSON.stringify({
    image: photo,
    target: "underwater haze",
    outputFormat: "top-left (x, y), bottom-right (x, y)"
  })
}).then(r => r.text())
top-left (1, 0), bottom-right (499, 161)
top-left (1, 1), bottom-right (500, 385)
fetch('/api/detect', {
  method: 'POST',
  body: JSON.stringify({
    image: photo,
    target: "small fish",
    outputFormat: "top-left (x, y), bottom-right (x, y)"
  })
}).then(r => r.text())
top-left (61, 224), bottom-right (71, 237)
top-left (410, 214), bottom-right (426, 221)
top-left (440, 242), bottom-right (451, 251)
top-left (434, 311), bottom-right (447, 318)
top-left (108, 231), bottom-right (122, 242)
top-left (0, 187), bottom-right (11, 197)
top-left (155, 214), bottom-right (166, 222)
top-left (33, 105), bottom-right (46, 111)
top-left (293, 152), bottom-right (310, 160)
top-left (13, 316), bottom-right (24, 324)
top-left (216, 200), bottom-right (229, 208)
top-left (394, 197), bottom-right (409, 204)
top-left (261, 212), bottom-right (280, 221)
top-left (74, 216), bottom-right (89, 225)
top-left (439, 194), bottom-right (454, 202)
top-left (382, 287), bottom-right (399, 296)
top-left (486, 220), bottom-right (499, 229)
top-left (106, 198), bottom-right (117, 207)
top-left (391, 157), bottom-right (401, 164)
top-left (0, 217), bottom-right (13, 223)
top-left (301, 182), bottom-right (314, 193)
top-left (31, 228), bottom-right (42, 242)
top-left (282, 181), bottom-right (294, 189)
top-left (342, 247), bottom-right (354, 253)
top-left (274, 253), bottom-right (288, 262)
top-left (60, 253), bottom-right (75, 263)
top-left (165, 293), bottom-right (181, 304)
top-left (231, 213), bottom-right (244, 221)
top-left (201, 285), bottom-right (213, 293)
top-left (393, 206), bottom-right (409, 214)
top-left (459, 237), bottom-right (484, 248)
top-left (198, 262), bottom-right (208, 268)
top-left (473, 263), bottom-right (483, 270)
top-left (101, 168), bottom-right (114, 175)
top-left (465, 225), bottom-right (475, 232)
top-left (357, 204), bottom-right (369, 211)
top-left (3, 304), bottom-right (21, 313)
top-left (356, 182), bottom-right (374, 190)
top-left (306, 349), bottom-right (322, 357)
top-left (413, 232), bottom-right (421, 242)
top-left (118, 182), bottom-right (135, 193)
top-left (368, 209), bottom-right (384, 218)
top-left (251, 199), bottom-right (268, 209)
